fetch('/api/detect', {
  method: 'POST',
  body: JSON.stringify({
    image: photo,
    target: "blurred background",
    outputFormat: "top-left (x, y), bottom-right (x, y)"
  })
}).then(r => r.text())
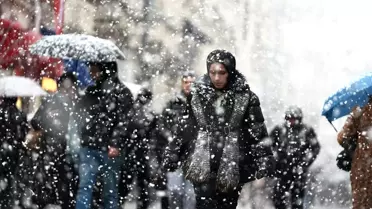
top-left (2, 0), bottom-right (372, 208)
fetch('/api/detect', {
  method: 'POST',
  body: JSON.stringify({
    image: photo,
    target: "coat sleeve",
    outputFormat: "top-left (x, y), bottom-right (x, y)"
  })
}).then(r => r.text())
top-left (243, 92), bottom-right (274, 178)
top-left (268, 126), bottom-right (282, 164)
top-left (244, 92), bottom-right (269, 148)
top-left (30, 96), bottom-right (49, 131)
top-left (337, 106), bottom-right (361, 147)
top-left (269, 126), bottom-right (281, 149)
top-left (162, 97), bottom-right (194, 172)
top-left (303, 127), bottom-right (320, 167)
top-left (161, 111), bottom-right (183, 171)
top-left (110, 86), bottom-right (134, 148)
top-left (157, 101), bottom-right (176, 141)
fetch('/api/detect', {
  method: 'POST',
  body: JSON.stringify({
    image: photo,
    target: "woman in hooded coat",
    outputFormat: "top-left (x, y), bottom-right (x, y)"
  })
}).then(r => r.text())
top-left (163, 49), bottom-right (274, 209)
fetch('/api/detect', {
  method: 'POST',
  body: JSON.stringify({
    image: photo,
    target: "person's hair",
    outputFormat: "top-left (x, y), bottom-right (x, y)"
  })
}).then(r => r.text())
top-left (89, 62), bottom-right (118, 78)
top-left (285, 106), bottom-right (303, 120)
top-left (182, 70), bottom-right (196, 79)
top-left (206, 49), bottom-right (242, 89)
top-left (206, 49), bottom-right (236, 74)
top-left (57, 72), bottom-right (78, 88)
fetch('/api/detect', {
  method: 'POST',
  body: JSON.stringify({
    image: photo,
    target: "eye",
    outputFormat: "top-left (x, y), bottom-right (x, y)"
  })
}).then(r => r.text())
top-left (209, 71), bottom-right (217, 76)
top-left (218, 71), bottom-right (227, 75)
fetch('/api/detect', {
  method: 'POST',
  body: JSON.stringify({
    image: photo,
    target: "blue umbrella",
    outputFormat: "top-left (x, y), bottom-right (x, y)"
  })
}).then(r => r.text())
top-left (322, 73), bottom-right (372, 129)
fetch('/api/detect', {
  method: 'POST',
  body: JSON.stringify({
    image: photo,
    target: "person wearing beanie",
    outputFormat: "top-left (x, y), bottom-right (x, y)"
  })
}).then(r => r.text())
top-left (75, 62), bottom-right (134, 209)
top-left (270, 106), bottom-right (320, 209)
top-left (163, 49), bottom-right (274, 209)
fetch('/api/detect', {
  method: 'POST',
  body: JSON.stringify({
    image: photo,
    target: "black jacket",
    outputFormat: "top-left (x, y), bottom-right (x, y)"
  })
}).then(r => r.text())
top-left (157, 92), bottom-right (193, 152)
top-left (77, 77), bottom-right (134, 150)
top-left (270, 123), bottom-right (320, 176)
top-left (31, 93), bottom-right (74, 152)
top-left (0, 100), bottom-right (28, 173)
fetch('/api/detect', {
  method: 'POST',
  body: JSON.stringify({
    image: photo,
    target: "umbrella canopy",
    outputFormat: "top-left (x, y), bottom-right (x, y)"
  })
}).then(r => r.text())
top-left (322, 73), bottom-right (372, 122)
top-left (29, 34), bottom-right (126, 62)
top-left (0, 76), bottom-right (47, 97)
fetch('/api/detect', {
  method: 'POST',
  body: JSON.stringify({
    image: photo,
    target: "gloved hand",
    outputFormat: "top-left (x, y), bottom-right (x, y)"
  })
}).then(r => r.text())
top-left (162, 153), bottom-right (179, 172)
top-left (24, 130), bottom-right (42, 150)
top-left (256, 168), bottom-right (269, 179)
top-left (256, 155), bottom-right (276, 179)
top-left (336, 149), bottom-right (353, 172)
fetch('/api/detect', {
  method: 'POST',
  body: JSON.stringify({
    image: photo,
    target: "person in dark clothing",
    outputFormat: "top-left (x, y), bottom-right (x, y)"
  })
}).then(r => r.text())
top-left (151, 72), bottom-right (197, 209)
top-left (0, 97), bottom-right (29, 208)
top-left (119, 87), bottom-right (155, 209)
top-left (159, 71), bottom-right (196, 209)
top-left (163, 49), bottom-right (274, 209)
top-left (150, 116), bottom-right (170, 209)
top-left (24, 72), bottom-right (79, 209)
top-left (75, 62), bottom-right (133, 209)
top-left (270, 106), bottom-right (320, 209)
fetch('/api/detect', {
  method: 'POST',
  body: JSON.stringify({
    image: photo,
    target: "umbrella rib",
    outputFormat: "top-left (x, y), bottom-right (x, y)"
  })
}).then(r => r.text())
top-left (327, 119), bottom-right (338, 132)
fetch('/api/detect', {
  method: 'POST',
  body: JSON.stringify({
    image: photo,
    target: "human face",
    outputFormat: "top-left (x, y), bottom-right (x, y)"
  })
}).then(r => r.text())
top-left (182, 76), bottom-right (195, 95)
top-left (209, 63), bottom-right (228, 89)
top-left (89, 64), bottom-right (102, 81)
top-left (59, 79), bottom-right (77, 99)
top-left (285, 116), bottom-right (301, 127)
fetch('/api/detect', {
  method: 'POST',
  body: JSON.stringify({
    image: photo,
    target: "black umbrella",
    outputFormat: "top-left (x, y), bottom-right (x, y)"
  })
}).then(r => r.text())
top-left (30, 34), bottom-right (125, 62)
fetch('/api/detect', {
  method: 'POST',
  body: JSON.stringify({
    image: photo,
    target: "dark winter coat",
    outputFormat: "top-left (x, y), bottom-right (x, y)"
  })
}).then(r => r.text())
top-left (77, 77), bottom-right (134, 150)
top-left (159, 92), bottom-right (194, 143)
top-left (163, 72), bottom-right (273, 192)
top-left (156, 92), bottom-right (194, 160)
top-left (28, 92), bottom-right (78, 208)
top-left (151, 92), bottom-right (193, 190)
top-left (119, 98), bottom-right (155, 208)
top-left (0, 99), bottom-right (28, 174)
top-left (270, 123), bottom-right (320, 177)
top-left (128, 100), bottom-right (156, 148)
top-left (31, 93), bottom-right (75, 153)
top-left (124, 96), bottom-right (156, 166)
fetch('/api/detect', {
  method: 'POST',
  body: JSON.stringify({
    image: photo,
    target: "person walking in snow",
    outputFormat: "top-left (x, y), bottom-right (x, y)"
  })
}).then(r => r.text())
top-left (0, 97), bottom-right (29, 208)
top-left (75, 62), bottom-right (133, 209)
top-left (163, 49), bottom-right (274, 209)
top-left (337, 98), bottom-right (372, 209)
top-left (159, 71), bottom-right (196, 209)
top-left (25, 72), bottom-right (80, 209)
top-left (119, 87), bottom-right (155, 209)
top-left (270, 106), bottom-right (320, 209)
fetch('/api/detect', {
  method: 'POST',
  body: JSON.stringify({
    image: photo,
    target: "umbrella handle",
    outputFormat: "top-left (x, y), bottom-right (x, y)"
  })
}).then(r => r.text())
top-left (328, 120), bottom-right (338, 132)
